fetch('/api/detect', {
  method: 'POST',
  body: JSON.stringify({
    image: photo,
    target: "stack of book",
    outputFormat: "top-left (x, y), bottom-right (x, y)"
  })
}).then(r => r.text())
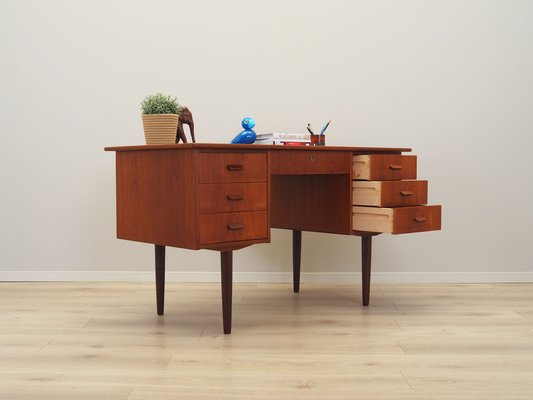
top-left (255, 133), bottom-right (311, 146)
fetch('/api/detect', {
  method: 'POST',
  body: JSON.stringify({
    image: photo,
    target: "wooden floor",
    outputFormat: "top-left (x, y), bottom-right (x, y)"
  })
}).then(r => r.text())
top-left (1, 282), bottom-right (533, 399)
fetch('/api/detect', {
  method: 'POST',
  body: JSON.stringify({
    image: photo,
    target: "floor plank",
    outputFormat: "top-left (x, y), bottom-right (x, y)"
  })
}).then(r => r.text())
top-left (1, 282), bottom-right (533, 399)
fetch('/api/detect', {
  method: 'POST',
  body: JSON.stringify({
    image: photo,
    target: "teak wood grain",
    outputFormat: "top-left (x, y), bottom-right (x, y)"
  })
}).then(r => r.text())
top-left (105, 143), bottom-right (412, 153)
top-left (198, 183), bottom-right (267, 214)
top-left (116, 149), bottom-right (198, 249)
top-left (115, 148), bottom-right (270, 251)
top-left (353, 180), bottom-right (428, 207)
top-left (106, 143), bottom-right (441, 334)
top-left (198, 211), bottom-right (268, 244)
top-left (270, 174), bottom-right (352, 234)
top-left (198, 152), bottom-right (267, 183)
top-left (270, 150), bottom-right (351, 175)
top-left (353, 205), bottom-right (441, 234)
top-left (353, 154), bottom-right (417, 180)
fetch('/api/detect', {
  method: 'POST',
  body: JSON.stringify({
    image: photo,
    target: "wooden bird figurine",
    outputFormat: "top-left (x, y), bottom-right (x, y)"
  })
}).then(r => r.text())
top-left (176, 107), bottom-right (195, 143)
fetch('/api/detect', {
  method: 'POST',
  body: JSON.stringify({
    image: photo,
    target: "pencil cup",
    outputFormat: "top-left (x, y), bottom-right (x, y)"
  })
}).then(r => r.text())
top-left (310, 134), bottom-right (326, 146)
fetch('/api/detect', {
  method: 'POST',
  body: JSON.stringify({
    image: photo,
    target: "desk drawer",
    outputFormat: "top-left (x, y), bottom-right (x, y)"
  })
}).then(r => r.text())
top-left (199, 211), bottom-right (268, 244)
top-left (199, 183), bottom-right (267, 213)
top-left (198, 153), bottom-right (267, 183)
top-left (353, 180), bottom-right (428, 207)
top-left (270, 151), bottom-right (350, 174)
top-left (353, 155), bottom-right (417, 180)
top-left (353, 205), bottom-right (441, 234)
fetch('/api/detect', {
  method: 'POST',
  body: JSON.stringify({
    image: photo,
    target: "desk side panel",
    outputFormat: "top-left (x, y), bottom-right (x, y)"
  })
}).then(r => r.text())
top-left (116, 149), bottom-right (197, 249)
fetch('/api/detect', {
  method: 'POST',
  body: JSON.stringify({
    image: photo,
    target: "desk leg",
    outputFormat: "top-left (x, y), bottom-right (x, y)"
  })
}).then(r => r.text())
top-left (220, 251), bottom-right (233, 334)
top-left (361, 236), bottom-right (372, 306)
top-left (293, 230), bottom-right (302, 293)
top-left (155, 245), bottom-right (165, 315)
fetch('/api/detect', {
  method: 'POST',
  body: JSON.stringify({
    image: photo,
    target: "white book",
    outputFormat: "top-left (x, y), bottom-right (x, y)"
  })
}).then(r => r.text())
top-left (271, 132), bottom-right (311, 141)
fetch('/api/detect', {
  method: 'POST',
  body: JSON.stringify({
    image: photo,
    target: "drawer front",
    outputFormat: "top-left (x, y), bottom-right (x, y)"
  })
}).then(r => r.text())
top-left (198, 153), bottom-right (267, 183)
top-left (353, 180), bottom-right (428, 207)
top-left (270, 151), bottom-right (350, 174)
top-left (199, 211), bottom-right (268, 244)
top-left (198, 183), bottom-right (267, 213)
top-left (353, 205), bottom-right (441, 234)
top-left (353, 155), bottom-right (417, 180)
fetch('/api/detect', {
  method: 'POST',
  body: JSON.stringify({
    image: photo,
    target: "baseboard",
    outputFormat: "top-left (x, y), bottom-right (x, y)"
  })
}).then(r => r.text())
top-left (1, 271), bottom-right (533, 283)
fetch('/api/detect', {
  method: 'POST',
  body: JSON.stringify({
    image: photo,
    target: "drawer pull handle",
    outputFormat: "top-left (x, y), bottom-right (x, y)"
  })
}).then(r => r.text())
top-left (413, 216), bottom-right (426, 223)
top-left (389, 164), bottom-right (403, 170)
top-left (227, 194), bottom-right (244, 201)
top-left (400, 191), bottom-right (413, 196)
top-left (227, 223), bottom-right (244, 230)
top-left (227, 164), bottom-right (244, 171)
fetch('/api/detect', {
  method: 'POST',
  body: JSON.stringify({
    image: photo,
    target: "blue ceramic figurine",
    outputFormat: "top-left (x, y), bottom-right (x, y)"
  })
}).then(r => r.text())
top-left (230, 117), bottom-right (257, 144)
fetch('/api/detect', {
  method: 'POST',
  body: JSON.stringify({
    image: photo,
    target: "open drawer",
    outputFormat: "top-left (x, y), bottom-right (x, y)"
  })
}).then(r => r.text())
top-left (353, 155), bottom-right (417, 181)
top-left (353, 180), bottom-right (428, 207)
top-left (353, 205), bottom-right (441, 234)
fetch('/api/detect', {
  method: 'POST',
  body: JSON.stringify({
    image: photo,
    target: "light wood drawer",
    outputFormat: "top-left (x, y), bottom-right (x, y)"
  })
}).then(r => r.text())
top-left (198, 152), bottom-right (267, 183)
top-left (353, 180), bottom-right (428, 207)
top-left (198, 183), bottom-right (267, 213)
top-left (353, 155), bottom-right (417, 180)
top-left (199, 211), bottom-right (268, 244)
top-left (353, 205), bottom-right (441, 234)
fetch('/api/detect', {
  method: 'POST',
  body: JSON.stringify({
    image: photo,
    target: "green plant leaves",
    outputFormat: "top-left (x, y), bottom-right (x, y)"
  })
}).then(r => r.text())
top-left (141, 93), bottom-right (181, 115)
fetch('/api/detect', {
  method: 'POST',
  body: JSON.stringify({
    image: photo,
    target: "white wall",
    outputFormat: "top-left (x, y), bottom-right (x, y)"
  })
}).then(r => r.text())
top-left (1, 0), bottom-right (532, 282)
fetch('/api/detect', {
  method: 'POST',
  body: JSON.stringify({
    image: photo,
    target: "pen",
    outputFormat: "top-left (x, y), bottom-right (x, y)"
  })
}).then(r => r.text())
top-left (307, 123), bottom-right (315, 135)
top-left (320, 120), bottom-right (331, 135)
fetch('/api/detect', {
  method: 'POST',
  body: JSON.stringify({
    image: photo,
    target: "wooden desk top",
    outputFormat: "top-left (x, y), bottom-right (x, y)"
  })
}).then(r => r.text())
top-left (104, 143), bottom-right (412, 154)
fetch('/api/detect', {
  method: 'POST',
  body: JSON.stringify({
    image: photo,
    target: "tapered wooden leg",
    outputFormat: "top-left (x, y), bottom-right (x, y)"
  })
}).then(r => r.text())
top-left (220, 251), bottom-right (233, 334)
top-left (361, 236), bottom-right (372, 306)
top-left (293, 230), bottom-right (302, 293)
top-left (155, 245), bottom-right (165, 315)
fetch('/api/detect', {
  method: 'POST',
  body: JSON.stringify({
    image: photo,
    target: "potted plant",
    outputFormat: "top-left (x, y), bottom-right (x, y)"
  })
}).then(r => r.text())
top-left (141, 93), bottom-right (181, 144)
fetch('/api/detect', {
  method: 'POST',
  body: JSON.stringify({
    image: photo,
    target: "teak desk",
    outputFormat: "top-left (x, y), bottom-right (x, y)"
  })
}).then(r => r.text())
top-left (105, 144), bottom-right (441, 333)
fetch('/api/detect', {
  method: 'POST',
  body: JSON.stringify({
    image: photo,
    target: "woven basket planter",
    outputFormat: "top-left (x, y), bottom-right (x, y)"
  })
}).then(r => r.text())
top-left (142, 114), bottom-right (179, 144)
